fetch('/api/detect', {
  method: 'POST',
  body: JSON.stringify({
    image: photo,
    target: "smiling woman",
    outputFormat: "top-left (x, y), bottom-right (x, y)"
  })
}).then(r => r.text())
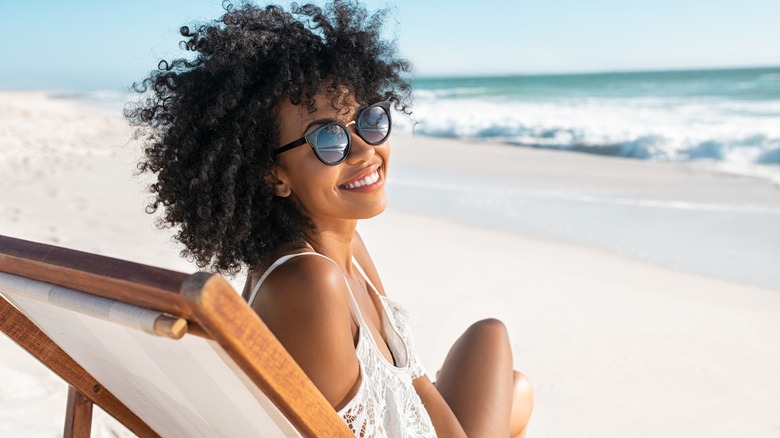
top-left (124, 1), bottom-right (532, 436)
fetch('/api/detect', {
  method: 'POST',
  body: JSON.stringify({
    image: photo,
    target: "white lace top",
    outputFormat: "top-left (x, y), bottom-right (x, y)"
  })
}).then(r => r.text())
top-left (247, 252), bottom-right (437, 437)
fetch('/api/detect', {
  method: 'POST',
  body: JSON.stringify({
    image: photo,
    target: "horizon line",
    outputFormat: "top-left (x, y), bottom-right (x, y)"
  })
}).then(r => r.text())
top-left (1, 64), bottom-right (779, 94)
top-left (412, 64), bottom-right (780, 80)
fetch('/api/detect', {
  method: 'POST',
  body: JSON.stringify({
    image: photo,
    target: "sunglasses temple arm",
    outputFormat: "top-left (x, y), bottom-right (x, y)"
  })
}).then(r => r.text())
top-left (274, 137), bottom-right (308, 155)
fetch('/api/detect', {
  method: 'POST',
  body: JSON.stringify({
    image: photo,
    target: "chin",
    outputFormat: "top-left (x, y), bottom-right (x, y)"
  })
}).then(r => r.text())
top-left (354, 197), bottom-right (387, 220)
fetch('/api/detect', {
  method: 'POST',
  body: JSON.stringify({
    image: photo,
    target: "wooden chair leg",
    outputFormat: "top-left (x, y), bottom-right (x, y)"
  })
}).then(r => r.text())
top-left (0, 298), bottom-right (157, 436)
top-left (64, 385), bottom-right (93, 438)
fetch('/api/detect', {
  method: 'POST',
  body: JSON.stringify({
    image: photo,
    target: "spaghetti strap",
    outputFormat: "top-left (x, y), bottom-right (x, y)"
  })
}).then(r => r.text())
top-left (351, 256), bottom-right (380, 297)
top-left (247, 252), bottom-right (319, 306)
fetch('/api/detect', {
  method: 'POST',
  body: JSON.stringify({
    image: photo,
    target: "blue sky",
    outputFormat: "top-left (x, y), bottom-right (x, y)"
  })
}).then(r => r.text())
top-left (1, 0), bottom-right (778, 91)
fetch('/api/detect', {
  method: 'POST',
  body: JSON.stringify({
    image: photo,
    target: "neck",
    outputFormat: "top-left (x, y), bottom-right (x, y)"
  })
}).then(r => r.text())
top-left (303, 218), bottom-right (358, 274)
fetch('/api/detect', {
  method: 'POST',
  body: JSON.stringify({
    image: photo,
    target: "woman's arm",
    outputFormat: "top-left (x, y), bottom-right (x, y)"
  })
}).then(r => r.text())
top-left (413, 376), bottom-right (467, 437)
top-left (250, 255), bottom-right (362, 410)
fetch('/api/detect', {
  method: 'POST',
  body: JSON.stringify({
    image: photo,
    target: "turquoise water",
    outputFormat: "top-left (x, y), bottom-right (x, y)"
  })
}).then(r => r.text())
top-left (402, 67), bottom-right (780, 180)
top-left (413, 67), bottom-right (780, 101)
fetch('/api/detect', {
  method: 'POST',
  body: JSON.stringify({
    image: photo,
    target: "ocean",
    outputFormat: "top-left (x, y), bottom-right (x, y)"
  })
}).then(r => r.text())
top-left (401, 67), bottom-right (780, 183)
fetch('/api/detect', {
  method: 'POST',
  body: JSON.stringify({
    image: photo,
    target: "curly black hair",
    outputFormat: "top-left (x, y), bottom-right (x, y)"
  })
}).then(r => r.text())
top-left (125, 0), bottom-right (412, 274)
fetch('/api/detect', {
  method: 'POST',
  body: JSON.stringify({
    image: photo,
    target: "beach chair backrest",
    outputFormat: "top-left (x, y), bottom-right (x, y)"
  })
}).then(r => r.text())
top-left (0, 235), bottom-right (352, 437)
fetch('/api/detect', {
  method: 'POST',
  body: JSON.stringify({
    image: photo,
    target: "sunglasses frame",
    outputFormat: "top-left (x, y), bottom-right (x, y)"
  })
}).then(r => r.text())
top-left (273, 101), bottom-right (392, 166)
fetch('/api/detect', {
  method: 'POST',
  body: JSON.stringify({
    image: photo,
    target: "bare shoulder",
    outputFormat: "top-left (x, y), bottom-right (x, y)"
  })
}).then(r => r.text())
top-left (250, 254), bottom-right (360, 409)
top-left (252, 253), bottom-right (352, 342)
top-left (254, 254), bottom-right (348, 307)
top-left (352, 231), bottom-right (387, 295)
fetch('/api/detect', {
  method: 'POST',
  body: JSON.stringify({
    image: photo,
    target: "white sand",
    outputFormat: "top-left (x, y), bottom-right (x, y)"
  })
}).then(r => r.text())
top-left (1, 93), bottom-right (779, 437)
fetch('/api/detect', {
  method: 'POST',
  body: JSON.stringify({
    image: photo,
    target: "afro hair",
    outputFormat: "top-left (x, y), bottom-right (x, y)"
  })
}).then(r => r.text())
top-left (125, 0), bottom-right (412, 274)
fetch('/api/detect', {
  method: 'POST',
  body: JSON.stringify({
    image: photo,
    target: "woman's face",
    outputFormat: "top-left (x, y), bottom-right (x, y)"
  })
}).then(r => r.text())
top-left (271, 93), bottom-right (390, 225)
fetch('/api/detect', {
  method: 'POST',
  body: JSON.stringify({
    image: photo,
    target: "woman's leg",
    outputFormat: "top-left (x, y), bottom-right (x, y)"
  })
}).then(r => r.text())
top-left (434, 318), bottom-right (515, 437)
top-left (510, 371), bottom-right (534, 438)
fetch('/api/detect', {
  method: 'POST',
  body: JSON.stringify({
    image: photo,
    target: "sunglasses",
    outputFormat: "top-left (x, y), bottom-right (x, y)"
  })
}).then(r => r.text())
top-left (274, 101), bottom-right (392, 165)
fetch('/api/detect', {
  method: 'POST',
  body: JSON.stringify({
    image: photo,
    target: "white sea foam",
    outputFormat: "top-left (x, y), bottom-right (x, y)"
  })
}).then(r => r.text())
top-left (395, 95), bottom-right (780, 182)
top-left (404, 69), bottom-right (780, 182)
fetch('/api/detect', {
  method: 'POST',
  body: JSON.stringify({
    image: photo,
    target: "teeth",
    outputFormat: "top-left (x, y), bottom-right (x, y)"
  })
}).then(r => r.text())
top-left (344, 170), bottom-right (379, 189)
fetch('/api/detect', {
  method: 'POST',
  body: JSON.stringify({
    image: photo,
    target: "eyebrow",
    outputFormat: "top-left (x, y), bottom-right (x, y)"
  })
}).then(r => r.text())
top-left (303, 118), bottom-right (338, 134)
top-left (302, 104), bottom-right (368, 134)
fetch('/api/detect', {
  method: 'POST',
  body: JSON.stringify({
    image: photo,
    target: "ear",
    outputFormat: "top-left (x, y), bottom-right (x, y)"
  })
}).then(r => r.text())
top-left (264, 167), bottom-right (292, 198)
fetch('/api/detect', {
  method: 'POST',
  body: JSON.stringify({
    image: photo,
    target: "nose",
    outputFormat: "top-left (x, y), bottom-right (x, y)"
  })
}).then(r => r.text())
top-left (345, 130), bottom-right (375, 164)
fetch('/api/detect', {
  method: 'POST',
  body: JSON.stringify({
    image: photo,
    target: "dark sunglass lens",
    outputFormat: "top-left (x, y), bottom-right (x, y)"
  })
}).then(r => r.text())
top-left (358, 105), bottom-right (390, 144)
top-left (314, 124), bottom-right (350, 164)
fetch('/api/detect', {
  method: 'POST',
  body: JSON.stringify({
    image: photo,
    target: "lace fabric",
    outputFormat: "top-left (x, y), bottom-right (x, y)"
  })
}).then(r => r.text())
top-left (337, 294), bottom-right (436, 437)
top-left (381, 296), bottom-right (427, 380)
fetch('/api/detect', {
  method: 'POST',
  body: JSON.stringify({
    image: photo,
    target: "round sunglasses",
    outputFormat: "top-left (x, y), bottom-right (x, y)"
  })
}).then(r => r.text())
top-left (274, 101), bottom-right (392, 165)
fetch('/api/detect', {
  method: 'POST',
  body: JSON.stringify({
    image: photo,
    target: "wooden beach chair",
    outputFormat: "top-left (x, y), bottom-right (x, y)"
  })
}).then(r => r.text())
top-left (0, 234), bottom-right (352, 437)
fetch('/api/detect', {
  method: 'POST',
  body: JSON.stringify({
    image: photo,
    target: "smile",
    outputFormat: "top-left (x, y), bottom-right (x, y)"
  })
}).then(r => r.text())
top-left (340, 167), bottom-right (384, 191)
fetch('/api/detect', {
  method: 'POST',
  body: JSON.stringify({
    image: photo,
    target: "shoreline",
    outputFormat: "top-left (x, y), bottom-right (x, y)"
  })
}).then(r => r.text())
top-left (387, 133), bottom-right (780, 290)
top-left (7, 90), bottom-right (778, 290)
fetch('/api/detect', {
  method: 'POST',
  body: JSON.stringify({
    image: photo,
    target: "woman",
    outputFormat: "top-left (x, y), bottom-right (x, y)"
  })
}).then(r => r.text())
top-left (127, 1), bottom-right (533, 436)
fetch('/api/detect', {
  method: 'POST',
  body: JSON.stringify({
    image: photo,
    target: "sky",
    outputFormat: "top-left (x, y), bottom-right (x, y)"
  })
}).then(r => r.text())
top-left (0, 0), bottom-right (778, 91)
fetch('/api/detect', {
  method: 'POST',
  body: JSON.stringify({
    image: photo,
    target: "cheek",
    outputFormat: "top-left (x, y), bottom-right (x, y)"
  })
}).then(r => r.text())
top-left (281, 151), bottom-right (334, 187)
top-left (288, 164), bottom-right (341, 199)
top-left (379, 141), bottom-right (391, 158)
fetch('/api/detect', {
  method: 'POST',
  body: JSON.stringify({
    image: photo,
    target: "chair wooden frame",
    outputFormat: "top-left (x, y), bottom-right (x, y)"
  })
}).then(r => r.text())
top-left (0, 234), bottom-right (352, 437)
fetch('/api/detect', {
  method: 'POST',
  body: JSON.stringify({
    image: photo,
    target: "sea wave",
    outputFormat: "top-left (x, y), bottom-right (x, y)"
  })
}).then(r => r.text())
top-left (414, 87), bottom-right (492, 99)
top-left (395, 95), bottom-right (780, 180)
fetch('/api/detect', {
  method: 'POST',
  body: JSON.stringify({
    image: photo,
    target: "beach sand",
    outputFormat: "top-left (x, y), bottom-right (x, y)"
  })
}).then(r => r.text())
top-left (1, 93), bottom-right (779, 437)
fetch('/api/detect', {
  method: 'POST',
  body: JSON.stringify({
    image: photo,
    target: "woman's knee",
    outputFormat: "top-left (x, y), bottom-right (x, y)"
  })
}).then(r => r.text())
top-left (450, 318), bottom-right (513, 363)
top-left (465, 318), bottom-right (510, 344)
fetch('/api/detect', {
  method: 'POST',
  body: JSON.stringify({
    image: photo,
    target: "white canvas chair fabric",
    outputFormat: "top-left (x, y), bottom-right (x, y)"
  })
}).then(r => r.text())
top-left (0, 272), bottom-right (302, 437)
